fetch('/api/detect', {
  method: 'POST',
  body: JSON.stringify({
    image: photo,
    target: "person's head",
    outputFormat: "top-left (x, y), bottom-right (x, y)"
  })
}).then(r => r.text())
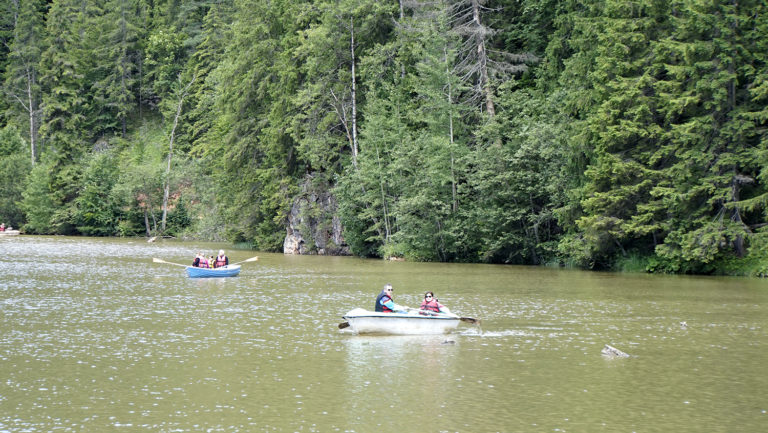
top-left (424, 291), bottom-right (434, 301)
top-left (383, 283), bottom-right (393, 296)
top-left (219, 249), bottom-right (225, 256)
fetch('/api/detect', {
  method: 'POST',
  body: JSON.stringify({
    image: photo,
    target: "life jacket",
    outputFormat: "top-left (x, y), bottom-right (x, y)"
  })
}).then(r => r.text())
top-left (421, 299), bottom-right (441, 313)
top-left (215, 256), bottom-right (228, 268)
top-left (375, 291), bottom-right (393, 313)
top-left (199, 258), bottom-right (208, 268)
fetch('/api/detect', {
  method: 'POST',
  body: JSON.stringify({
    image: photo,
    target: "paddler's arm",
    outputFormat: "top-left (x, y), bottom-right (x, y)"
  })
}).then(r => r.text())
top-left (381, 297), bottom-right (409, 313)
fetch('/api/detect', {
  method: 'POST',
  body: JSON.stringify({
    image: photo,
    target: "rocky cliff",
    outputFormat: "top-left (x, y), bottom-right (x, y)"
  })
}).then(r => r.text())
top-left (283, 176), bottom-right (350, 256)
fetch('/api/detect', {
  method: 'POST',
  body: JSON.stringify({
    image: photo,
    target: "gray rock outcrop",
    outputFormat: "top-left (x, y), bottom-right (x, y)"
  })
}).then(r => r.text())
top-left (283, 175), bottom-right (350, 256)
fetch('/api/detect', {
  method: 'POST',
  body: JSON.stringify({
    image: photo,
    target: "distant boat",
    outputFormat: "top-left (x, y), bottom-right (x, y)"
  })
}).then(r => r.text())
top-left (185, 264), bottom-right (241, 278)
top-left (0, 230), bottom-right (20, 236)
top-left (339, 308), bottom-right (461, 335)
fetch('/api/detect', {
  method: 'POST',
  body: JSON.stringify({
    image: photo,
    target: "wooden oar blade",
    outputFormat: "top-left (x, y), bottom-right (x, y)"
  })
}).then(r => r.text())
top-left (231, 256), bottom-right (260, 266)
top-left (338, 322), bottom-right (350, 329)
top-left (152, 257), bottom-right (189, 267)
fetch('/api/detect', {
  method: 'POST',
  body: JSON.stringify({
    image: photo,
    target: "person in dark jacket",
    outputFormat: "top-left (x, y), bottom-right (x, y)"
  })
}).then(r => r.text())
top-left (374, 283), bottom-right (408, 313)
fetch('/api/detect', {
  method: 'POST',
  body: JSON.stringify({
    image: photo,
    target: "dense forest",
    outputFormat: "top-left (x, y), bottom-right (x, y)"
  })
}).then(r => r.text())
top-left (1, 0), bottom-right (767, 275)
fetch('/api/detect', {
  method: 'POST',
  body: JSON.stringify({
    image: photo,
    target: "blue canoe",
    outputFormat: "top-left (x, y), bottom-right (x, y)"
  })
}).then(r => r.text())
top-left (185, 264), bottom-right (241, 278)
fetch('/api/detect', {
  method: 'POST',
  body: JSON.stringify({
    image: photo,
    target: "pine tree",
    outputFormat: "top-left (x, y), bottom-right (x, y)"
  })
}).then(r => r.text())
top-left (651, 0), bottom-right (768, 271)
top-left (90, 0), bottom-right (143, 137)
top-left (37, 0), bottom-right (89, 233)
top-left (39, 0), bottom-right (87, 160)
top-left (206, 0), bottom-right (304, 246)
top-left (179, 0), bottom-right (233, 154)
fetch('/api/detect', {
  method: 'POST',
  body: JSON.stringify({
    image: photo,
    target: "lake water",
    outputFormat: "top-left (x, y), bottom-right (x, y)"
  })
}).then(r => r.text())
top-left (0, 236), bottom-right (766, 432)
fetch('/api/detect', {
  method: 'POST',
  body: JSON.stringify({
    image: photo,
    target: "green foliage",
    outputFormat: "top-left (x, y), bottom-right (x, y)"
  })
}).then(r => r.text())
top-left (87, 0), bottom-right (143, 137)
top-left (0, 128), bottom-right (32, 226)
top-left (0, 124), bottom-right (25, 155)
top-left (20, 159), bottom-right (56, 233)
top-left (2, 0), bottom-right (767, 276)
top-left (72, 151), bottom-right (121, 235)
top-left (549, 0), bottom-right (768, 273)
top-left (164, 195), bottom-right (192, 236)
top-left (144, 27), bottom-right (187, 100)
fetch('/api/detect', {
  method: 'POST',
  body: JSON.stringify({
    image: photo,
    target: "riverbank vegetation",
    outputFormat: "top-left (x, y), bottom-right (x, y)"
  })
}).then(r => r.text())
top-left (1, 0), bottom-right (767, 276)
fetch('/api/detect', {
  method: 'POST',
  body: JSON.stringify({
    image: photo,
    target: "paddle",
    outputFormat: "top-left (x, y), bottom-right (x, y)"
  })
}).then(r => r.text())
top-left (413, 309), bottom-right (480, 325)
top-left (415, 308), bottom-right (480, 325)
top-left (152, 257), bottom-right (189, 268)
top-left (229, 256), bottom-right (259, 266)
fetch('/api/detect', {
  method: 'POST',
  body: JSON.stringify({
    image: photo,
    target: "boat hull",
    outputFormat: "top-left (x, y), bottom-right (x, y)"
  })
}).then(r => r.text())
top-left (185, 264), bottom-right (241, 278)
top-left (0, 230), bottom-right (20, 236)
top-left (342, 308), bottom-right (460, 335)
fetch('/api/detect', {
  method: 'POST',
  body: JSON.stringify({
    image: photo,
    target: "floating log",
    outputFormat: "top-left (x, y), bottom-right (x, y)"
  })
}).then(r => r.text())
top-left (601, 344), bottom-right (630, 358)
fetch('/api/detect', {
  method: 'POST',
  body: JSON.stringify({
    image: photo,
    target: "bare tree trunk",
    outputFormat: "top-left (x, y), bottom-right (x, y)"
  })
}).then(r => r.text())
top-left (349, 18), bottom-right (359, 169)
top-left (10, 64), bottom-right (38, 165)
top-left (445, 46), bottom-right (458, 212)
top-left (730, 172), bottom-right (748, 257)
top-left (144, 208), bottom-right (151, 236)
top-left (11, 0), bottom-right (19, 27)
top-left (26, 67), bottom-right (37, 165)
top-left (471, 0), bottom-right (494, 116)
top-left (9, 0), bottom-right (40, 164)
top-left (399, 0), bottom-right (406, 78)
top-left (161, 74), bottom-right (196, 232)
top-left (374, 143), bottom-right (391, 241)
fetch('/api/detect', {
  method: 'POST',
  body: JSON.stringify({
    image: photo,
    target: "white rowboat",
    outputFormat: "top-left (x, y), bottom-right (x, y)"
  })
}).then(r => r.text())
top-left (341, 308), bottom-right (461, 335)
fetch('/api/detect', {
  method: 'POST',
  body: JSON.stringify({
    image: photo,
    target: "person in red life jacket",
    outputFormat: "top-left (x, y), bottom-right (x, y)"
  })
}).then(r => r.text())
top-left (420, 291), bottom-right (451, 315)
top-left (374, 283), bottom-right (409, 313)
top-left (214, 250), bottom-right (228, 268)
top-left (0, 223), bottom-right (5, 232)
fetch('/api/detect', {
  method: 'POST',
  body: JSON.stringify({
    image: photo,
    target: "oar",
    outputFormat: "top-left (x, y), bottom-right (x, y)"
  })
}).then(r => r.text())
top-left (230, 256), bottom-right (260, 266)
top-left (152, 257), bottom-right (189, 268)
top-left (416, 309), bottom-right (480, 324)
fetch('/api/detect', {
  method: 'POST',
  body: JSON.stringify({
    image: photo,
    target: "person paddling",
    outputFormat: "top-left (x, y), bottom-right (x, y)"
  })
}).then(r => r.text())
top-left (214, 250), bottom-right (228, 268)
top-left (374, 283), bottom-right (409, 313)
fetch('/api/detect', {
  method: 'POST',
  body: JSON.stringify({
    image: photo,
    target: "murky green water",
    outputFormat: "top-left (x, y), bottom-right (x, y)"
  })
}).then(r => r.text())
top-left (1, 236), bottom-right (766, 432)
